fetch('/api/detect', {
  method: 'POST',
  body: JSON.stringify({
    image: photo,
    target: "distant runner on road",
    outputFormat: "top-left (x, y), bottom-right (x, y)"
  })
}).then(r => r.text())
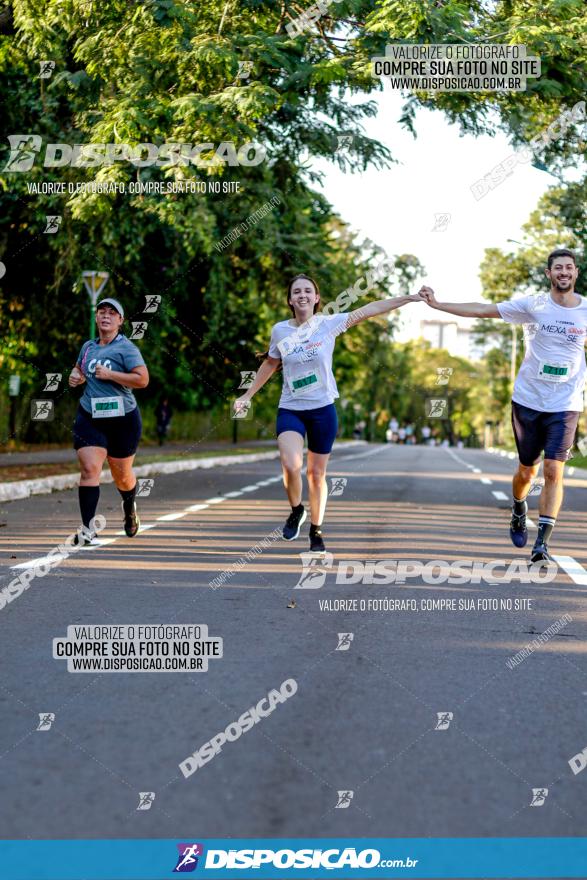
top-left (68, 298), bottom-right (149, 544)
top-left (419, 249), bottom-right (586, 565)
top-left (234, 273), bottom-right (422, 554)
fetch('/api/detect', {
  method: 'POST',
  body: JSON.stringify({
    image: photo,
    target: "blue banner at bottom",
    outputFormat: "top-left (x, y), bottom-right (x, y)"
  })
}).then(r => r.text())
top-left (1, 838), bottom-right (586, 880)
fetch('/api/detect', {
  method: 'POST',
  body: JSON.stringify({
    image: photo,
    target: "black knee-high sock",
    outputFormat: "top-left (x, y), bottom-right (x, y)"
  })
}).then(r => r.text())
top-left (79, 485), bottom-right (100, 529)
top-left (118, 483), bottom-right (137, 515)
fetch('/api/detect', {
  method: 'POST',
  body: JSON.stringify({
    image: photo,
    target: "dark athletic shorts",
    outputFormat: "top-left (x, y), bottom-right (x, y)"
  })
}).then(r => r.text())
top-left (511, 401), bottom-right (579, 466)
top-left (73, 404), bottom-right (142, 458)
top-left (276, 403), bottom-right (338, 454)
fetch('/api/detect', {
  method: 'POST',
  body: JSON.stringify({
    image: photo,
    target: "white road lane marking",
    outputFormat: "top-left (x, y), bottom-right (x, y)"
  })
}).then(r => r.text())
top-left (444, 448), bottom-right (473, 470)
top-left (553, 555), bottom-right (587, 586)
top-left (480, 478), bottom-right (492, 485)
top-left (336, 447), bottom-right (386, 462)
top-left (11, 539), bottom-right (118, 570)
top-left (492, 491), bottom-right (509, 501)
top-left (11, 554), bottom-right (69, 570)
top-left (9, 464), bottom-right (292, 573)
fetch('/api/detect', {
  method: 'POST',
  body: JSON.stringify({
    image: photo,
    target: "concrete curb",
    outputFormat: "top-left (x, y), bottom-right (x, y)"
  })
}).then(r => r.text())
top-left (0, 451), bottom-right (281, 503)
top-left (0, 441), bottom-right (368, 503)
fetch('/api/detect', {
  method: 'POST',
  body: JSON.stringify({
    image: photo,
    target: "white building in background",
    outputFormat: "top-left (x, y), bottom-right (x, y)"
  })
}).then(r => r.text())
top-left (394, 308), bottom-right (490, 361)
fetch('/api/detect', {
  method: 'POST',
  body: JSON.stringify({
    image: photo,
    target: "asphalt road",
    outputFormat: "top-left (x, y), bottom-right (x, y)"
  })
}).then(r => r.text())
top-left (1, 443), bottom-right (586, 846)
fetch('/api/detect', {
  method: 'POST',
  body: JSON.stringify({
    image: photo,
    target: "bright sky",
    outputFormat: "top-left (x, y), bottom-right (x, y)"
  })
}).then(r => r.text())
top-left (313, 89), bottom-right (554, 305)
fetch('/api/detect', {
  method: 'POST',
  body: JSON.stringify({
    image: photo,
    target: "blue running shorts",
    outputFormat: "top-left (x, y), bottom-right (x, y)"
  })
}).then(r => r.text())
top-left (276, 403), bottom-right (338, 454)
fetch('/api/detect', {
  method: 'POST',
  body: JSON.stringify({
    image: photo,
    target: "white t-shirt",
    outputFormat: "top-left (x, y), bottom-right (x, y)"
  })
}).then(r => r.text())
top-left (268, 312), bottom-right (350, 410)
top-left (497, 293), bottom-right (587, 412)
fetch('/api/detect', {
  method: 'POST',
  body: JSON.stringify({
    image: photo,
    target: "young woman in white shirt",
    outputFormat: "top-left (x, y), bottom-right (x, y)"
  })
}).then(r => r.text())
top-left (234, 274), bottom-right (422, 553)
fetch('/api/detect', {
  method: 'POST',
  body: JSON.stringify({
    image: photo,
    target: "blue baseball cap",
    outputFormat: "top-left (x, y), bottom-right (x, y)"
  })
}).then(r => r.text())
top-left (96, 297), bottom-right (124, 318)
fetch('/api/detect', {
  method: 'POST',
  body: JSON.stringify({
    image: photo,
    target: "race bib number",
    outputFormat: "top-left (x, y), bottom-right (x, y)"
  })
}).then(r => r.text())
top-left (538, 362), bottom-right (570, 383)
top-left (288, 369), bottom-right (322, 395)
top-left (91, 396), bottom-right (124, 418)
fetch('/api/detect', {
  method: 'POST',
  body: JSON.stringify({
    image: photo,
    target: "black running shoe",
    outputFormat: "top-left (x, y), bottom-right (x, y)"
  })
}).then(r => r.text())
top-left (509, 507), bottom-right (528, 548)
top-left (531, 541), bottom-right (555, 566)
top-left (122, 501), bottom-right (140, 537)
top-left (283, 506), bottom-right (306, 540)
top-left (309, 527), bottom-right (326, 554)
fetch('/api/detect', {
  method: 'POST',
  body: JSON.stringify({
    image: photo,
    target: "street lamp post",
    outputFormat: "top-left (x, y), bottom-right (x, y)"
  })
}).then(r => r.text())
top-left (81, 271), bottom-right (110, 340)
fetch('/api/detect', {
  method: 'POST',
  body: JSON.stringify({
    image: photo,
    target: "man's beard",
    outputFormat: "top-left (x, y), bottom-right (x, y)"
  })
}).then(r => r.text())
top-left (553, 279), bottom-right (572, 291)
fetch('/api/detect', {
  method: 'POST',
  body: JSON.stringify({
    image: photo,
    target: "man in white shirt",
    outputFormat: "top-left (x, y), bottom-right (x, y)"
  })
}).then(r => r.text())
top-left (419, 249), bottom-right (586, 565)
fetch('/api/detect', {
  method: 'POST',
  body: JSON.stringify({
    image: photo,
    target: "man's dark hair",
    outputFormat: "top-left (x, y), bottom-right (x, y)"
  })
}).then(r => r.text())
top-left (547, 248), bottom-right (576, 269)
